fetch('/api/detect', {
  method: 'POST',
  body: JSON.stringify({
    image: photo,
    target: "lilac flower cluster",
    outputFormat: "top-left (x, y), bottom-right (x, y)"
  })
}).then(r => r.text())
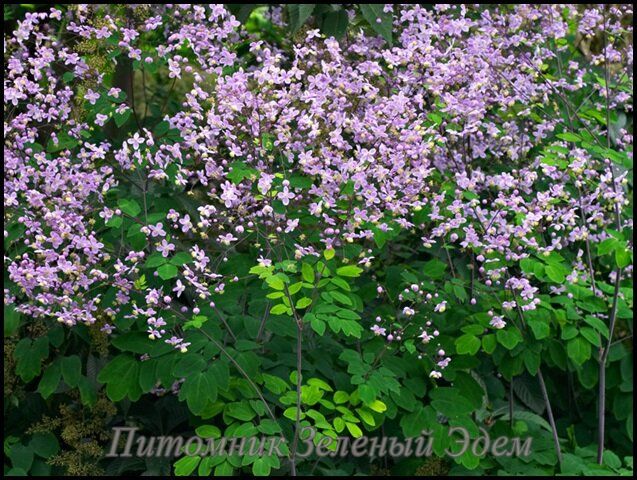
top-left (5, 8), bottom-right (114, 326)
top-left (4, 5), bottom-right (633, 366)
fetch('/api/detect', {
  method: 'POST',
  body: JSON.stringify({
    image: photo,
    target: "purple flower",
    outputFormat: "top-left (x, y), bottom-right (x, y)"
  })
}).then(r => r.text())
top-left (84, 89), bottom-right (100, 104)
top-left (158, 239), bottom-right (175, 257)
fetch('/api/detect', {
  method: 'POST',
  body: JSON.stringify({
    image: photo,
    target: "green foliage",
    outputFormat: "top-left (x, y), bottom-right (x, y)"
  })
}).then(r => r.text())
top-left (3, 4), bottom-right (633, 478)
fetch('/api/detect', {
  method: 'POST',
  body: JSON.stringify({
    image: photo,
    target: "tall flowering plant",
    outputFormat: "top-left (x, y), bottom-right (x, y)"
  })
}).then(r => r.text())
top-left (4, 4), bottom-right (633, 477)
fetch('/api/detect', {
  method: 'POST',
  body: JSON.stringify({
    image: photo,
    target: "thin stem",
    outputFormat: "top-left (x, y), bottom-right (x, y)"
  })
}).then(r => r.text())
top-left (156, 301), bottom-right (279, 427)
top-left (509, 378), bottom-right (514, 429)
top-left (443, 240), bottom-right (456, 278)
top-left (211, 304), bottom-right (238, 343)
top-left (597, 5), bottom-right (624, 464)
top-left (538, 367), bottom-right (563, 465)
top-left (289, 320), bottom-right (303, 476)
top-left (256, 301), bottom-right (271, 343)
top-left (284, 283), bottom-right (304, 476)
top-left (512, 296), bottom-right (563, 465)
top-left (597, 266), bottom-right (623, 463)
top-left (470, 210), bottom-right (564, 464)
top-left (129, 62), bottom-right (143, 131)
top-left (197, 328), bottom-right (288, 452)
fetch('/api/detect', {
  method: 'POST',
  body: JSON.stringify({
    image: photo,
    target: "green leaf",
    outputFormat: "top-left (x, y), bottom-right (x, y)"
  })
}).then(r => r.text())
top-left (333, 391), bottom-right (349, 404)
top-left (195, 425), bottom-right (221, 439)
top-left (170, 252), bottom-right (193, 266)
top-left (430, 388), bottom-right (474, 418)
top-left (301, 385), bottom-right (324, 405)
top-left (310, 316), bottom-right (326, 335)
top-left (226, 402), bottom-right (256, 421)
top-left (288, 281), bottom-right (303, 295)
top-left (358, 384), bottom-right (376, 404)
top-left (180, 371), bottom-right (217, 414)
top-left (62, 71), bottom-right (75, 83)
top-left (455, 334), bottom-right (480, 355)
top-left (582, 315), bottom-right (609, 339)
top-left (38, 363), bottom-right (61, 399)
top-left (367, 399), bottom-right (387, 413)
top-left (207, 362), bottom-right (230, 391)
top-left (227, 161), bottom-right (257, 184)
top-left (345, 422), bottom-right (363, 438)
top-left (496, 329), bottom-right (523, 350)
top-left (545, 264), bottom-right (566, 283)
top-left (567, 336), bottom-right (592, 365)
top-left (61, 355), bottom-right (82, 387)
top-left (296, 297), bottom-right (312, 309)
top-left (333, 417), bottom-right (345, 432)
top-left (47, 326), bottom-right (65, 348)
top-left (8, 444), bottom-right (34, 472)
top-left (29, 432), bottom-right (60, 458)
top-left (602, 450), bottom-right (621, 470)
top-left (261, 133), bottom-right (275, 152)
top-left (214, 461), bottom-right (234, 476)
top-left (144, 253), bottom-right (167, 268)
top-left (423, 259), bottom-right (447, 279)
top-left (114, 109), bottom-right (131, 127)
top-left (336, 265), bottom-right (363, 277)
top-left (258, 419), bottom-right (282, 435)
top-left (252, 457), bottom-right (272, 476)
top-left (454, 372), bottom-right (484, 410)
top-left (14, 337), bottom-right (48, 382)
top-left (266, 275), bottom-right (285, 291)
top-left (158, 263), bottom-right (179, 280)
top-left (319, 10), bottom-right (349, 38)
top-left (481, 334), bottom-right (497, 354)
top-left (112, 332), bottom-right (153, 354)
top-left (597, 238), bottom-right (619, 256)
top-left (528, 318), bottom-right (550, 340)
top-left (400, 407), bottom-right (434, 438)
top-left (153, 120), bottom-right (170, 137)
top-left (288, 4), bottom-right (315, 32)
top-left (133, 274), bottom-right (147, 290)
top-left (308, 378), bottom-right (333, 392)
top-left (97, 354), bottom-right (141, 402)
top-left (301, 263), bottom-right (314, 283)
top-left (615, 247), bottom-right (631, 268)
top-left (117, 198), bottom-right (141, 217)
top-left (173, 354), bottom-right (206, 377)
top-left (106, 216), bottom-right (123, 228)
top-left (523, 350), bottom-right (541, 375)
top-left (4, 304), bottom-right (21, 337)
top-left (327, 291), bottom-right (352, 306)
top-left (373, 227), bottom-right (388, 248)
top-left (556, 132), bottom-right (581, 142)
top-left (330, 276), bottom-right (351, 291)
top-left (138, 359), bottom-right (157, 393)
top-left (270, 304), bottom-right (289, 315)
top-left (324, 248), bottom-right (335, 260)
top-left (453, 283), bottom-right (468, 302)
top-left (174, 456), bottom-right (200, 476)
top-left (263, 374), bottom-right (289, 395)
top-left (78, 377), bottom-right (97, 406)
top-left (580, 327), bottom-right (601, 347)
top-left (360, 4), bottom-right (393, 44)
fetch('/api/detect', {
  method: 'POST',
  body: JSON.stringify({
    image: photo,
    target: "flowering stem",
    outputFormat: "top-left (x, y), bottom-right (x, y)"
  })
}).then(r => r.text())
top-left (472, 208), bottom-right (564, 464)
top-left (597, 5), bottom-right (624, 464)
